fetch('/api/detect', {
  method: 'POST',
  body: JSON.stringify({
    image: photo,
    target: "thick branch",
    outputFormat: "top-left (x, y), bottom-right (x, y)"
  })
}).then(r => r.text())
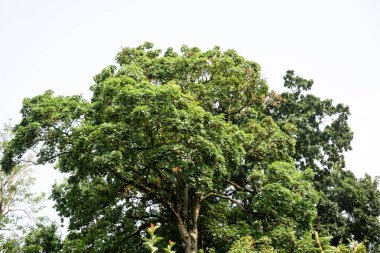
top-left (200, 192), bottom-right (246, 211)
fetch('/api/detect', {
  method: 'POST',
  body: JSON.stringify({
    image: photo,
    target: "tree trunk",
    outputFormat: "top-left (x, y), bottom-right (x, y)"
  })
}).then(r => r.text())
top-left (177, 222), bottom-right (198, 253)
top-left (186, 231), bottom-right (198, 253)
top-left (172, 180), bottom-right (202, 253)
top-left (175, 197), bottom-right (201, 253)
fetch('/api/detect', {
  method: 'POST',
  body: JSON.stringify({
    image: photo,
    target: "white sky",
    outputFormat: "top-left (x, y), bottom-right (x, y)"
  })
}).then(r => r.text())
top-left (1, 0), bottom-right (380, 223)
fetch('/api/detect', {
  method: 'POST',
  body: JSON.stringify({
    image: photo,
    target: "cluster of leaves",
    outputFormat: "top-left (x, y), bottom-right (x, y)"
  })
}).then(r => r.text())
top-left (1, 222), bottom-right (62, 252)
top-left (227, 231), bottom-right (367, 253)
top-left (143, 224), bottom-right (176, 253)
top-left (1, 43), bottom-right (379, 252)
top-left (307, 231), bottom-right (367, 253)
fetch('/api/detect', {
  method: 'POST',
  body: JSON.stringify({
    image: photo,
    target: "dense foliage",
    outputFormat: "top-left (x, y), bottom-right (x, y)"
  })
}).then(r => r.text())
top-left (267, 71), bottom-right (380, 250)
top-left (1, 43), bottom-right (379, 252)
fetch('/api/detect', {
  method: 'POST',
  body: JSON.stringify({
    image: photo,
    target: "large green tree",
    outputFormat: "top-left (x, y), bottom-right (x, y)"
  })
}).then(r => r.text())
top-left (1, 43), bottom-right (325, 252)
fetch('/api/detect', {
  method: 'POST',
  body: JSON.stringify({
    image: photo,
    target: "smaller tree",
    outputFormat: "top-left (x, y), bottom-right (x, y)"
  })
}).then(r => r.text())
top-left (0, 123), bottom-right (45, 243)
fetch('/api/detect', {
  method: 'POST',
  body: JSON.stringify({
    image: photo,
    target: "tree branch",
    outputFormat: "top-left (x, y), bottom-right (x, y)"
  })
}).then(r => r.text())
top-left (223, 179), bottom-right (255, 194)
top-left (200, 192), bottom-right (246, 211)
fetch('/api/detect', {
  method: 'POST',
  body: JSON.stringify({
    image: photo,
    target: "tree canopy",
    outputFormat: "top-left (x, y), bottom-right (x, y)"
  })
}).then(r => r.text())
top-left (1, 42), bottom-right (379, 252)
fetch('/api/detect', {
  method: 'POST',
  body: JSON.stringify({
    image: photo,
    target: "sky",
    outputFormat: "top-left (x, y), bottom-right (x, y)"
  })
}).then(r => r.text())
top-left (1, 0), bottom-right (380, 224)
